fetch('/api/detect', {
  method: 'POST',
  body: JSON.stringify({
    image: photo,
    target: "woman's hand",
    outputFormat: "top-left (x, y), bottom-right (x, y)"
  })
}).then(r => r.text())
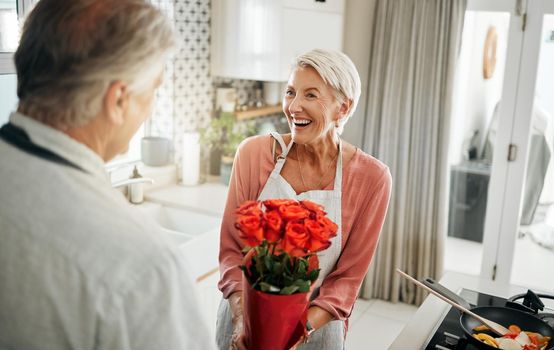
top-left (230, 317), bottom-right (247, 350)
top-left (228, 292), bottom-right (247, 350)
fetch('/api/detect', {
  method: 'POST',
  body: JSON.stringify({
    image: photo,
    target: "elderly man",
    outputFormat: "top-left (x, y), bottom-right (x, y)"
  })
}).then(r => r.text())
top-left (0, 0), bottom-right (212, 349)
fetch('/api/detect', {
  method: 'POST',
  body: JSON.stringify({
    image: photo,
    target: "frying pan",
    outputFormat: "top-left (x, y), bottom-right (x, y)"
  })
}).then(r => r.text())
top-left (423, 278), bottom-right (554, 350)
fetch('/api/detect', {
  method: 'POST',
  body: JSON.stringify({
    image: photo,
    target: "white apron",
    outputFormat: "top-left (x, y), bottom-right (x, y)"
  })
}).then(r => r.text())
top-left (216, 133), bottom-right (345, 349)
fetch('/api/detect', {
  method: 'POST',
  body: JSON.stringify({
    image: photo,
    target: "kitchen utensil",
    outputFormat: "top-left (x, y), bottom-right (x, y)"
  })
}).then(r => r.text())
top-left (216, 87), bottom-right (237, 112)
top-left (397, 269), bottom-right (508, 336)
top-left (396, 269), bottom-right (554, 350)
top-left (141, 137), bottom-right (172, 166)
top-left (263, 81), bottom-right (282, 105)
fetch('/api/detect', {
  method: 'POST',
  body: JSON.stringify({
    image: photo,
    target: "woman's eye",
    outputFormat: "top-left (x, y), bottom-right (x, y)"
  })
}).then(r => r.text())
top-left (285, 90), bottom-right (295, 97)
top-left (306, 93), bottom-right (317, 99)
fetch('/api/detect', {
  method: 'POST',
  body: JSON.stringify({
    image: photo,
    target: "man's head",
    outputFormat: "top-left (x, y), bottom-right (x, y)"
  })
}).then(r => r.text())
top-left (15, 0), bottom-right (175, 159)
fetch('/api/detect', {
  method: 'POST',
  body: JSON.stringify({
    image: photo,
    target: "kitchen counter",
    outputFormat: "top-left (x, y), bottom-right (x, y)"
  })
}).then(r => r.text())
top-left (389, 271), bottom-right (533, 349)
top-left (145, 181), bottom-right (229, 216)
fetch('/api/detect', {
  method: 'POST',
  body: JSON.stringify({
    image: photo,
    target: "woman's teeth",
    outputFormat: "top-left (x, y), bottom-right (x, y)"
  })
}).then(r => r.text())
top-left (293, 119), bottom-right (311, 127)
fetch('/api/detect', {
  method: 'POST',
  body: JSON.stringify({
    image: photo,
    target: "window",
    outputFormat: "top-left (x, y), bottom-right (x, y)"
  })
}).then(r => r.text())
top-left (0, 0), bottom-right (36, 74)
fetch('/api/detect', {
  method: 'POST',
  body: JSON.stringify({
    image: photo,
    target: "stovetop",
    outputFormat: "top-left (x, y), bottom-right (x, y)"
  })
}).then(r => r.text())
top-left (424, 289), bottom-right (554, 350)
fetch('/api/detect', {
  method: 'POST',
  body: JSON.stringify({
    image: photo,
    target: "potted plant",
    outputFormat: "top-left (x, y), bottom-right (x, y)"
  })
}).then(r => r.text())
top-left (199, 112), bottom-right (256, 185)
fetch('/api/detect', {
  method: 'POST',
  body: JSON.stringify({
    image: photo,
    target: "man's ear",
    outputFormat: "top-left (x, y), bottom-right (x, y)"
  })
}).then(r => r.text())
top-left (103, 81), bottom-right (128, 125)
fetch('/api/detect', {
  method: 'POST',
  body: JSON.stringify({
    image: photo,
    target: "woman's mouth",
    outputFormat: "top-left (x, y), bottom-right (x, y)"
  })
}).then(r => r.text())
top-left (292, 119), bottom-right (312, 128)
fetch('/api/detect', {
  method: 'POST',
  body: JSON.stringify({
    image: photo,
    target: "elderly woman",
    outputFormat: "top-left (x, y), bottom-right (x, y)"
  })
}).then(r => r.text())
top-left (216, 49), bottom-right (392, 349)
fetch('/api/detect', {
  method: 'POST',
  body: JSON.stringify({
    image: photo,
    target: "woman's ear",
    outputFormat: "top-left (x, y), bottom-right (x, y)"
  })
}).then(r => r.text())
top-left (337, 98), bottom-right (352, 120)
top-left (103, 81), bottom-right (128, 125)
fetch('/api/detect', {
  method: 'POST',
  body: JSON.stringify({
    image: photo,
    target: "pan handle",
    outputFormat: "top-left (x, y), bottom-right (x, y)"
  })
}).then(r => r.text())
top-left (422, 278), bottom-right (472, 310)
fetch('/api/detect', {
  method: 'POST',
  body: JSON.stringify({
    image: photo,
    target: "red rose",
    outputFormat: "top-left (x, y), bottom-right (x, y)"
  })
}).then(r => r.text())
top-left (279, 203), bottom-right (309, 221)
top-left (264, 210), bottom-right (283, 231)
top-left (236, 214), bottom-right (264, 247)
top-left (236, 201), bottom-right (263, 216)
top-left (300, 200), bottom-right (326, 216)
top-left (263, 199), bottom-right (296, 210)
top-left (305, 218), bottom-right (336, 253)
top-left (316, 214), bottom-right (338, 237)
top-left (282, 221), bottom-right (309, 257)
top-left (307, 238), bottom-right (331, 253)
top-left (307, 254), bottom-right (319, 273)
top-left (305, 219), bottom-right (328, 241)
top-left (264, 210), bottom-right (283, 243)
top-left (264, 229), bottom-right (281, 243)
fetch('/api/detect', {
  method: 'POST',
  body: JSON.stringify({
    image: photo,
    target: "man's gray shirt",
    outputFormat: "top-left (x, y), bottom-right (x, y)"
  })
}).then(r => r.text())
top-left (0, 112), bottom-right (213, 349)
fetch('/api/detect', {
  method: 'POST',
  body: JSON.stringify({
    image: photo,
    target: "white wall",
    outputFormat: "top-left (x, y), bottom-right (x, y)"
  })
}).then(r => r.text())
top-left (449, 11), bottom-right (510, 165)
top-left (340, 0), bottom-right (376, 149)
top-left (0, 73), bottom-right (17, 124)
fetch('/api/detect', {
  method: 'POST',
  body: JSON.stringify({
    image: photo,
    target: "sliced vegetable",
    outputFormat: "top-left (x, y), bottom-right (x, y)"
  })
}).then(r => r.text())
top-left (515, 331), bottom-right (531, 346)
top-left (509, 325), bottom-right (522, 334)
top-left (474, 324), bottom-right (491, 332)
top-left (474, 333), bottom-right (499, 348)
top-left (497, 338), bottom-right (524, 350)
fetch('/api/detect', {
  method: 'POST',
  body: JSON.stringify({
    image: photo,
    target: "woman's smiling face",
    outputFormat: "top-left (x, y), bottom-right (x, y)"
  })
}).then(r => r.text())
top-left (283, 66), bottom-right (345, 146)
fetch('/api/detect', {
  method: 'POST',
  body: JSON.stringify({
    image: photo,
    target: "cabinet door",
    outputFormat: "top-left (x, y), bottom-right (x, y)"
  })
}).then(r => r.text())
top-left (211, 0), bottom-right (283, 81)
top-left (279, 8), bottom-right (344, 80)
top-left (211, 0), bottom-right (345, 81)
top-left (283, 0), bottom-right (345, 13)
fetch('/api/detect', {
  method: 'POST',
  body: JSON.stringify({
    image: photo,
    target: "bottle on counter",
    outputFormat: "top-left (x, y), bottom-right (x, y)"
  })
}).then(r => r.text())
top-left (129, 166), bottom-right (144, 204)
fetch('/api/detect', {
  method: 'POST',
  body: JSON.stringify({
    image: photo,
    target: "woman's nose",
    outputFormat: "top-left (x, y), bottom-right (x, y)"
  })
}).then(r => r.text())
top-left (287, 95), bottom-right (303, 114)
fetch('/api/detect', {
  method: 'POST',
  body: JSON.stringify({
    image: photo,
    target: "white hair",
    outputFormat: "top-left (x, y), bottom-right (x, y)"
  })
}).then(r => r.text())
top-left (15, 0), bottom-right (176, 127)
top-left (293, 49), bottom-right (362, 135)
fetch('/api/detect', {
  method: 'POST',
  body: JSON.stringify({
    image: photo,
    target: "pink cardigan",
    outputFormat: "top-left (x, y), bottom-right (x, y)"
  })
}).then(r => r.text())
top-left (218, 134), bottom-right (392, 321)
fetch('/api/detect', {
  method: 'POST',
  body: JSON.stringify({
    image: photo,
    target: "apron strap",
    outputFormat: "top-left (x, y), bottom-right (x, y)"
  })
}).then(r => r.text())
top-left (269, 132), bottom-right (293, 159)
top-left (333, 140), bottom-right (343, 192)
top-left (268, 132), bottom-right (293, 178)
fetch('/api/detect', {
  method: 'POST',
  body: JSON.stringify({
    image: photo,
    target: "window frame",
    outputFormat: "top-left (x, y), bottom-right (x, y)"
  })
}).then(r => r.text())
top-left (0, 0), bottom-right (36, 74)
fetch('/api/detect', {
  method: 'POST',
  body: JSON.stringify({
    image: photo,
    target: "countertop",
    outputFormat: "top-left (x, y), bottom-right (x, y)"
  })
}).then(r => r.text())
top-left (389, 271), bottom-right (540, 349)
top-left (144, 181), bottom-right (229, 216)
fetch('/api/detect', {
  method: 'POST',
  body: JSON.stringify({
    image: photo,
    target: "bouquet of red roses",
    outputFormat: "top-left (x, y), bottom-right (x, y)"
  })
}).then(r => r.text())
top-left (235, 199), bottom-right (338, 350)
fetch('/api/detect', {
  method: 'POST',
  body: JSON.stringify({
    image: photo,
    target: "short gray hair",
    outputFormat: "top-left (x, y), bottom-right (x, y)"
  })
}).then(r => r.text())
top-left (293, 49), bottom-right (361, 134)
top-left (15, 0), bottom-right (175, 128)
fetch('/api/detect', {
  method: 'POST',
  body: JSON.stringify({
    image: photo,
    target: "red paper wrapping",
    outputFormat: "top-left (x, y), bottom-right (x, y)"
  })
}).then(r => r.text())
top-left (242, 278), bottom-right (309, 350)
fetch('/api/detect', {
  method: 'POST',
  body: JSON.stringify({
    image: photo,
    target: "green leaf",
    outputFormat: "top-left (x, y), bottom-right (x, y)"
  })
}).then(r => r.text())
top-left (308, 269), bottom-right (320, 282)
top-left (264, 255), bottom-right (273, 272)
top-left (280, 285), bottom-right (300, 295)
top-left (273, 261), bottom-right (283, 275)
top-left (260, 282), bottom-right (281, 293)
top-left (255, 256), bottom-right (264, 276)
top-left (294, 279), bottom-right (310, 293)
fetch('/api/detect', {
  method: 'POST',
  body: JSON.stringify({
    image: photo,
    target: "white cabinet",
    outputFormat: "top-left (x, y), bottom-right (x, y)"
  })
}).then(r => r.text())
top-left (211, 0), bottom-right (345, 82)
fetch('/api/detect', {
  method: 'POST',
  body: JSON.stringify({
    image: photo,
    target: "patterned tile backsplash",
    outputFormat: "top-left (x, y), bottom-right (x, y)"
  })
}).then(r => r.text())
top-left (147, 0), bottom-right (285, 176)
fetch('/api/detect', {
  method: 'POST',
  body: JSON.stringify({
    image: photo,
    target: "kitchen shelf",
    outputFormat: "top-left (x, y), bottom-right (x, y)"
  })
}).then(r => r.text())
top-left (235, 105), bottom-right (283, 120)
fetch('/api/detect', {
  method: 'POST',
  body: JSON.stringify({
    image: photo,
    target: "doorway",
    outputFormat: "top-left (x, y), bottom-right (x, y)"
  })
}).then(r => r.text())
top-left (445, 0), bottom-right (554, 293)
